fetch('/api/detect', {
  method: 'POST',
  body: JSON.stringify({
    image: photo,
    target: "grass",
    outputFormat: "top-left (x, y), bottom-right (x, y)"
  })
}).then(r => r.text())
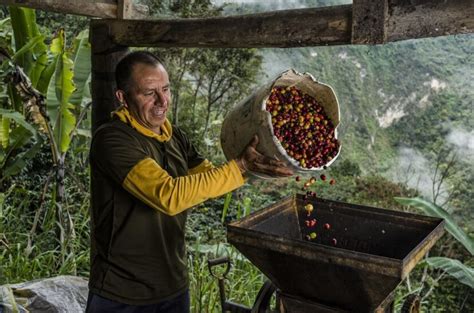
top-left (1, 159), bottom-right (472, 312)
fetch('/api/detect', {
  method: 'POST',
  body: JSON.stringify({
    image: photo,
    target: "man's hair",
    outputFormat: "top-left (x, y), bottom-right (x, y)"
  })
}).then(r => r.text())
top-left (115, 51), bottom-right (165, 93)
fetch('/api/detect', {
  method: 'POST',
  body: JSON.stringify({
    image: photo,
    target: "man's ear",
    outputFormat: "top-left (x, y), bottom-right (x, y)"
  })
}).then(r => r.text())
top-left (115, 90), bottom-right (128, 108)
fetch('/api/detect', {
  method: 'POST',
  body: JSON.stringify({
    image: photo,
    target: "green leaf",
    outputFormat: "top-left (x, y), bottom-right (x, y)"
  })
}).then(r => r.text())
top-left (46, 30), bottom-right (76, 154)
top-left (394, 197), bottom-right (474, 255)
top-left (243, 197), bottom-right (252, 217)
top-left (0, 17), bottom-right (10, 28)
top-left (36, 58), bottom-right (56, 94)
top-left (425, 257), bottom-right (474, 289)
top-left (8, 6), bottom-right (48, 89)
top-left (9, 8), bottom-right (38, 74)
top-left (12, 35), bottom-right (43, 61)
top-left (7, 125), bottom-right (34, 151)
top-left (75, 128), bottom-right (91, 138)
top-left (221, 192), bottom-right (232, 223)
top-left (0, 115), bottom-right (10, 148)
top-left (0, 108), bottom-right (36, 136)
top-left (69, 29), bottom-right (91, 107)
top-left (2, 139), bottom-right (42, 180)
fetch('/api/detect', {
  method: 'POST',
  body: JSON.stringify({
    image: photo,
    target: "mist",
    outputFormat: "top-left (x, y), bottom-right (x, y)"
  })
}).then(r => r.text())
top-left (389, 147), bottom-right (449, 204)
top-left (446, 128), bottom-right (474, 164)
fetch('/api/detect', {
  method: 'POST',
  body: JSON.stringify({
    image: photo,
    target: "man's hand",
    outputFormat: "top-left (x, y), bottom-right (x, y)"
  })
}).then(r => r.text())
top-left (235, 135), bottom-right (294, 177)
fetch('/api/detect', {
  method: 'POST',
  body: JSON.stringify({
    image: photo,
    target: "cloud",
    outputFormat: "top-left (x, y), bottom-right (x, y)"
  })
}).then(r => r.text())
top-left (389, 147), bottom-right (448, 203)
top-left (446, 128), bottom-right (474, 163)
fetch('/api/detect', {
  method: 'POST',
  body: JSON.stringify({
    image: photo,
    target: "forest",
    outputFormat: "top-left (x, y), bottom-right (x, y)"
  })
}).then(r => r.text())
top-left (0, 0), bottom-right (472, 312)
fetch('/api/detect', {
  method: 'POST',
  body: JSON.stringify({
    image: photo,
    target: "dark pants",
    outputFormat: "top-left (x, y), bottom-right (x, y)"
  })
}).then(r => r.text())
top-left (85, 290), bottom-right (190, 313)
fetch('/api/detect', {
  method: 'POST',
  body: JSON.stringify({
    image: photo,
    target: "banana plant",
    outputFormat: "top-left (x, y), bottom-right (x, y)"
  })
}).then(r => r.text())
top-left (1, 7), bottom-right (91, 267)
top-left (0, 14), bottom-right (44, 184)
top-left (394, 197), bottom-right (474, 289)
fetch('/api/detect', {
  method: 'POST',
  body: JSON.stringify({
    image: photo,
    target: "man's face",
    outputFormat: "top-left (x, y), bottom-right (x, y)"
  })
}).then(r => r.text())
top-left (117, 63), bottom-right (171, 134)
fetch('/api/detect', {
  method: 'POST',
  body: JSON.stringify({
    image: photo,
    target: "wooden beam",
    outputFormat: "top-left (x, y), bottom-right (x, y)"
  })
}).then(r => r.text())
top-left (90, 22), bottom-right (128, 131)
top-left (386, 0), bottom-right (474, 42)
top-left (352, 0), bottom-right (388, 44)
top-left (92, 5), bottom-right (353, 48)
top-left (0, 0), bottom-right (148, 19)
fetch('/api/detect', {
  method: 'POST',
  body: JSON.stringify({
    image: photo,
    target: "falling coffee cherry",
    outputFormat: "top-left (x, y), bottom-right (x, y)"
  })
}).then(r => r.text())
top-left (310, 232), bottom-right (317, 239)
top-left (309, 177), bottom-right (316, 184)
top-left (320, 174), bottom-right (326, 181)
top-left (329, 178), bottom-right (336, 185)
top-left (331, 238), bottom-right (337, 246)
top-left (295, 176), bottom-right (301, 182)
top-left (305, 203), bottom-right (314, 216)
top-left (324, 223), bottom-right (331, 230)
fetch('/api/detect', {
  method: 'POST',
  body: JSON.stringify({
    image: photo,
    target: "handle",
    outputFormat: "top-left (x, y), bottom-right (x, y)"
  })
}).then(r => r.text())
top-left (208, 256), bottom-right (231, 279)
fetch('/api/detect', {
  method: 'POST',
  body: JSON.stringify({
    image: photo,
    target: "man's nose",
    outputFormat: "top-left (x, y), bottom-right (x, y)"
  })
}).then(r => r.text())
top-left (154, 92), bottom-right (167, 106)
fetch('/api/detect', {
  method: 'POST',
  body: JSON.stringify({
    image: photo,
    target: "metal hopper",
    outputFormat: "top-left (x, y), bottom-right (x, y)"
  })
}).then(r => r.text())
top-left (226, 195), bottom-right (445, 312)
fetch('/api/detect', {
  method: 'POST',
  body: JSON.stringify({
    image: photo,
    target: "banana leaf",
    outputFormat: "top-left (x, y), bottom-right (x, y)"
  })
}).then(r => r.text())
top-left (425, 256), bottom-right (474, 289)
top-left (0, 115), bottom-right (10, 149)
top-left (2, 138), bottom-right (42, 181)
top-left (0, 108), bottom-right (36, 136)
top-left (8, 7), bottom-right (47, 87)
top-left (46, 30), bottom-right (76, 154)
top-left (12, 35), bottom-right (43, 62)
top-left (36, 59), bottom-right (56, 95)
top-left (6, 125), bottom-right (34, 152)
top-left (69, 30), bottom-right (91, 108)
top-left (394, 197), bottom-right (474, 255)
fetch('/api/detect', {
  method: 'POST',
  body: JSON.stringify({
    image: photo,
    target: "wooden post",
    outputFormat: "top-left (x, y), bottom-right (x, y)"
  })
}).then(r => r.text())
top-left (90, 22), bottom-right (128, 132)
top-left (117, 0), bottom-right (133, 19)
top-left (352, 0), bottom-right (388, 44)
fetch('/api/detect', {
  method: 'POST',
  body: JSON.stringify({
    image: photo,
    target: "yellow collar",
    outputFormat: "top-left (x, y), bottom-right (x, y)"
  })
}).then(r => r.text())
top-left (113, 106), bottom-right (172, 142)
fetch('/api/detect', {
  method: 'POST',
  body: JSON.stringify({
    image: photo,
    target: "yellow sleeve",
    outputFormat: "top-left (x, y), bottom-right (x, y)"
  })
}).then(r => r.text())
top-left (123, 158), bottom-right (244, 216)
top-left (188, 159), bottom-right (214, 175)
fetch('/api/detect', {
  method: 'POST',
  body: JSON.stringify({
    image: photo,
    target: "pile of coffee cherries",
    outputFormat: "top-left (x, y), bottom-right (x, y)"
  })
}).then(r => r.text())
top-left (296, 174), bottom-right (337, 246)
top-left (265, 86), bottom-right (340, 169)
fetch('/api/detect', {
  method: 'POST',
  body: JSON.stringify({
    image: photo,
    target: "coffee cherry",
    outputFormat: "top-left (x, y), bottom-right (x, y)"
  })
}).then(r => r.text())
top-left (320, 174), bottom-right (326, 181)
top-left (329, 178), bottom-right (336, 185)
top-left (266, 86), bottom-right (339, 169)
top-left (331, 238), bottom-right (337, 246)
top-left (309, 232), bottom-right (317, 239)
top-left (324, 223), bottom-right (331, 230)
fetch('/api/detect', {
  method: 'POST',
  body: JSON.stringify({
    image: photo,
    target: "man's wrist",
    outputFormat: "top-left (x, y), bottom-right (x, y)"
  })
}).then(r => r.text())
top-left (235, 158), bottom-right (247, 176)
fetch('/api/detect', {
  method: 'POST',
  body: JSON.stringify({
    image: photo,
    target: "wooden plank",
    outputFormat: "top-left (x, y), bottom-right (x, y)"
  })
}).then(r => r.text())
top-left (1, 0), bottom-right (117, 18)
top-left (93, 5), bottom-right (353, 48)
top-left (352, 0), bottom-right (388, 44)
top-left (386, 0), bottom-right (474, 42)
top-left (0, 0), bottom-right (147, 19)
top-left (90, 22), bottom-right (129, 131)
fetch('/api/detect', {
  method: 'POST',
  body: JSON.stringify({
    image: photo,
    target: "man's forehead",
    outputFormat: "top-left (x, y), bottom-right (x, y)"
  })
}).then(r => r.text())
top-left (131, 63), bottom-right (169, 83)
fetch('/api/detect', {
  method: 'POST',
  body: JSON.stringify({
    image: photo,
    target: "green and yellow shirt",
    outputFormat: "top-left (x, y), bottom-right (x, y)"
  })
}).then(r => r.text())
top-left (89, 107), bottom-right (244, 304)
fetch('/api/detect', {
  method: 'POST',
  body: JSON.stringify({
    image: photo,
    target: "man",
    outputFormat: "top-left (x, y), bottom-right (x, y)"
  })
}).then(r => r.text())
top-left (86, 51), bottom-right (292, 312)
